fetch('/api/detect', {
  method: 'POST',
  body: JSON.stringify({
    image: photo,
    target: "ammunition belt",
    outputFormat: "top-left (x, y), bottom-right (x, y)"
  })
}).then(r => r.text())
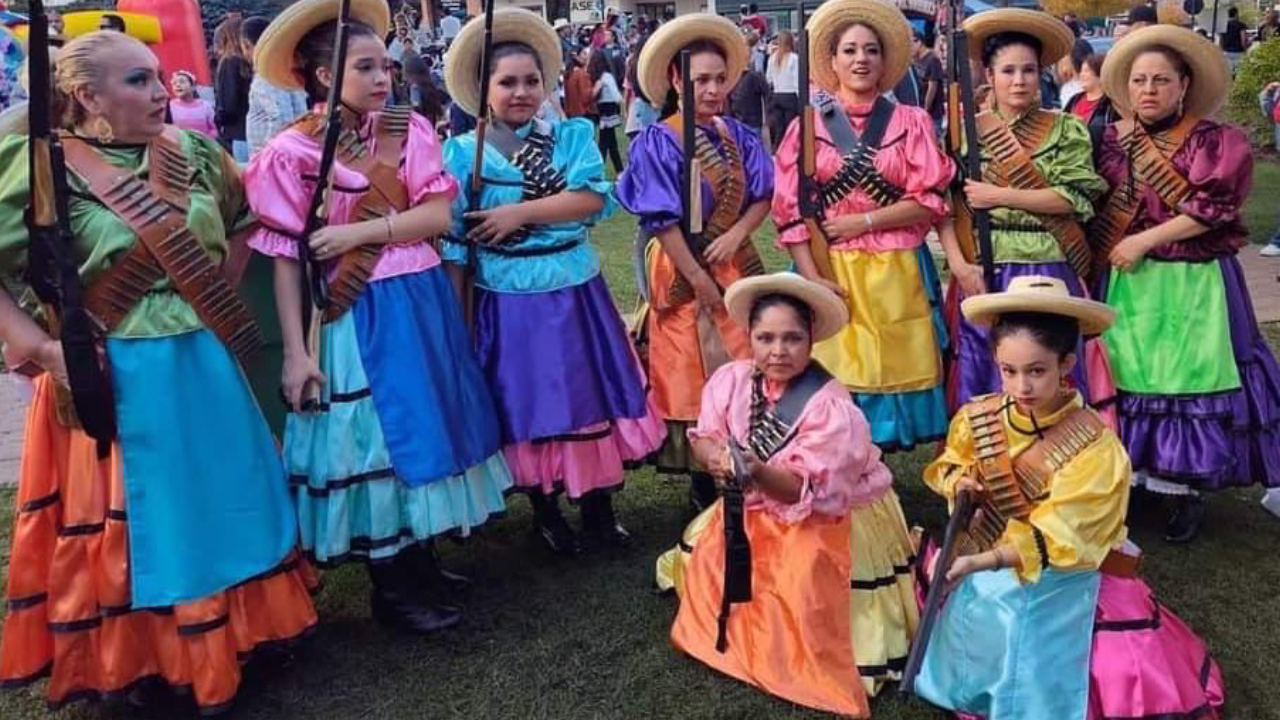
top-left (819, 147), bottom-right (904, 210)
top-left (500, 127), bottom-right (568, 247)
top-left (1091, 117), bottom-right (1196, 277)
top-left (976, 110), bottom-right (1093, 282)
top-left (71, 130), bottom-right (262, 365)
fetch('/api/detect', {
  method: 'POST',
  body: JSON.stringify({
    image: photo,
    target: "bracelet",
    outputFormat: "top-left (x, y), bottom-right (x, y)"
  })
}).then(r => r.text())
top-left (863, 213), bottom-right (874, 233)
top-left (383, 216), bottom-right (393, 243)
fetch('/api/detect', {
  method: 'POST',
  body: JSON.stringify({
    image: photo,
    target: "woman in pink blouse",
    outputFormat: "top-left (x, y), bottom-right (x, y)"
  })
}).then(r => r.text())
top-left (772, 0), bottom-right (953, 453)
top-left (243, 0), bottom-right (512, 635)
top-left (657, 273), bottom-right (919, 708)
top-left (167, 70), bottom-right (218, 138)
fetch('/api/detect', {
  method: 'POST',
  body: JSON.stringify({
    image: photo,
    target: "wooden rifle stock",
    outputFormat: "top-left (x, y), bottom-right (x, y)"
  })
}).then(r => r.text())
top-left (796, 3), bottom-right (835, 282)
top-left (900, 489), bottom-right (976, 696)
top-left (462, 0), bottom-right (497, 331)
top-left (949, 21), bottom-right (996, 291)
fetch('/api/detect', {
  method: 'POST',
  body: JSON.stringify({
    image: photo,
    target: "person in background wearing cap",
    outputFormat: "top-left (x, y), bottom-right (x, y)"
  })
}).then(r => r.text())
top-left (773, 0), bottom-right (955, 459)
top-left (617, 13), bottom-right (775, 515)
top-left (555, 17), bottom-right (575, 63)
top-left (935, 10), bottom-right (1111, 418)
top-left (441, 10), bottom-right (665, 556)
top-left (656, 273), bottom-right (913, 717)
top-left (244, 15), bottom-right (310, 158)
top-left (913, 276), bottom-right (1224, 720)
top-left (246, 0), bottom-right (513, 634)
top-left (1094, 26), bottom-right (1280, 542)
top-left (1128, 3), bottom-right (1157, 30)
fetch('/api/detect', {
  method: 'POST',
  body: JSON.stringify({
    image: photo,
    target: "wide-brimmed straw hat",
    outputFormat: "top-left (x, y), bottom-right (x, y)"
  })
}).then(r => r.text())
top-left (254, 0), bottom-right (391, 91)
top-left (1100, 24), bottom-right (1230, 119)
top-left (725, 273), bottom-right (850, 343)
top-left (964, 8), bottom-right (1074, 67)
top-left (807, 0), bottom-right (913, 94)
top-left (961, 275), bottom-right (1115, 336)
top-left (444, 8), bottom-right (562, 117)
top-left (553, 17), bottom-right (571, 31)
top-left (637, 13), bottom-right (747, 107)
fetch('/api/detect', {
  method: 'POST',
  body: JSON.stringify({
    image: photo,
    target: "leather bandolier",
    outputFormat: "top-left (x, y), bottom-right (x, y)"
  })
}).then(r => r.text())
top-left (975, 110), bottom-right (1094, 282)
top-left (71, 128), bottom-right (263, 366)
top-left (291, 105), bottom-right (414, 321)
top-left (816, 94), bottom-right (906, 211)
top-left (1090, 116), bottom-right (1197, 277)
top-left (474, 120), bottom-right (572, 255)
top-left (661, 117), bottom-right (765, 306)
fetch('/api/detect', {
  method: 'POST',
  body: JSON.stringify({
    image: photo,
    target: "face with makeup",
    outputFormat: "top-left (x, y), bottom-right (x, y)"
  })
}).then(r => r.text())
top-left (994, 330), bottom-right (1076, 416)
top-left (314, 34), bottom-right (392, 114)
top-left (1127, 49), bottom-right (1189, 125)
top-left (987, 42), bottom-right (1040, 115)
top-left (488, 50), bottom-right (546, 127)
top-left (749, 299), bottom-right (814, 386)
top-left (830, 23), bottom-right (885, 100)
top-left (72, 38), bottom-right (169, 143)
top-left (672, 48), bottom-right (729, 122)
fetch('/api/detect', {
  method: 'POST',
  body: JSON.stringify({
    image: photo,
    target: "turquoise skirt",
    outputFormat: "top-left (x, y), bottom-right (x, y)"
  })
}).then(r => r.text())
top-left (285, 272), bottom-right (512, 565)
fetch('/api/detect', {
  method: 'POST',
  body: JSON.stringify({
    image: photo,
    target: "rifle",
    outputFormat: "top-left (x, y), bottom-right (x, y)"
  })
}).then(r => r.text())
top-left (461, 0), bottom-right (497, 329)
top-left (716, 438), bottom-right (754, 653)
top-left (296, 0), bottom-right (354, 412)
top-left (900, 489), bottom-right (976, 695)
top-left (944, 0), bottom-right (996, 291)
top-left (24, 0), bottom-right (117, 457)
top-left (679, 50), bottom-right (704, 256)
top-left (796, 1), bottom-right (835, 282)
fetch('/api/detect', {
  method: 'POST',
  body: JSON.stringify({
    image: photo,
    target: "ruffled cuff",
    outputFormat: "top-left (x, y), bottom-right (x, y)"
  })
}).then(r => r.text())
top-left (758, 471), bottom-right (817, 525)
top-left (903, 187), bottom-right (949, 219)
top-left (411, 170), bottom-right (458, 207)
top-left (1003, 518), bottom-right (1049, 584)
top-left (641, 212), bottom-right (681, 235)
top-left (1051, 184), bottom-right (1098, 223)
top-left (1177, 195), bottom-right (1239, 229)
top-left (247, 226), bottom-right (302, 259)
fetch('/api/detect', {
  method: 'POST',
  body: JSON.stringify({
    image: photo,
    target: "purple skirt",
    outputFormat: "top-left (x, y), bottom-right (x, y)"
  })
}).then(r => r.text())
top-left (474, 275), bottom-right (649, 444)
top-left (1101, 257), bottom-right (1280, 490)
top-left (946, 262), bottom-right (1099, 411)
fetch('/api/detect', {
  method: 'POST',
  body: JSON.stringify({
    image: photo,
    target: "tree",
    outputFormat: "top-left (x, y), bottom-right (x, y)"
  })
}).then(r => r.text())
top-left (1226, 37), bottom-right (1280, 148)
top-left (1039, 0), bottom-right (1134, 18)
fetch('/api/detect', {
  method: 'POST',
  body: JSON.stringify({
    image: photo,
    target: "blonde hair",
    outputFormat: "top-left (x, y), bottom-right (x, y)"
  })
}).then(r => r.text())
top-left (52, 30), bottom-right (147, 130)
top-left (770, 31), bottom-right (795, 71)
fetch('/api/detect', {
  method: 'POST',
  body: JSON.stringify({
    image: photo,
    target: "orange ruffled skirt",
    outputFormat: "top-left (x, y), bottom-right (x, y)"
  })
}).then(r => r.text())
top-left (0, 375), bottom-right (319, 712)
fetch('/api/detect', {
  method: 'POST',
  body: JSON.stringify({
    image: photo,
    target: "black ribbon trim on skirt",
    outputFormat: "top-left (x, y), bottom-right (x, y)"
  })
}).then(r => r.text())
top-left (1094, 600), bottom-right (1161, 633)
top-left (1033, 528), bottom-right (1050, 570)
top-left (532, 426), bottom-right (614, 445)
top-left (7, 592), bottom-right (48, 610)
top-left (290, 467), bottom-right (397, 497)
top-left (0, 660), bottom-right (54, 690)
top-left (177, 615), bottom-right (229, 636)
top-left (309, 529), bottom-right (419, 567)
top-left (20, 491), bottom-right (60, 512)
top-left (58, 522), bottom-right (106, 537)
top-left (233, 556), bottom-right (302, 589)
top-left (106, 509), bottom-right (127, 521)
top-left (1098, 701), bottom-right (1214, 720)
top-left (857, 655), bottom-right (908, 677)
top-left (850, 557), bottom-right (916, 590)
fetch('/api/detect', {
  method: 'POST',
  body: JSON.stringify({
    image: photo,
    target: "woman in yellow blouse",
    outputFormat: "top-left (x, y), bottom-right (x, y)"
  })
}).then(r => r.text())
top-left (910, 277), bottom-right (1223, 720)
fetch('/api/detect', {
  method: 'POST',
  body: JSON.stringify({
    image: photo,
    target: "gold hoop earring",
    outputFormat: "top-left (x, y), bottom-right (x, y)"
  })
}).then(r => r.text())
top-left (90, 116), bottom-right (115, 144)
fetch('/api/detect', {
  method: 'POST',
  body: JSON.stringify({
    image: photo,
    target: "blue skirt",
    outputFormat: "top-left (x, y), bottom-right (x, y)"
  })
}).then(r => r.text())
top-left (914, 568), bottom-right (1100, 720)
top-left (109, 329), bottom-right (295, 608)
top-left (285, 268), bottom-right (512, 565)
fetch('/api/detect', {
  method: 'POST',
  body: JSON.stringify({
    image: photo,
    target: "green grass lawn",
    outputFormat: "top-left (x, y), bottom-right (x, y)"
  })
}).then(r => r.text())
top-left (2, 144), bottom-right (1280, 720)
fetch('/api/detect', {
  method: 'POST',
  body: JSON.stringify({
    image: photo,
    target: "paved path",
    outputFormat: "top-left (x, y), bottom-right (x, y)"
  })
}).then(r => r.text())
top-left (1, 252), bottom-right (1279, 488)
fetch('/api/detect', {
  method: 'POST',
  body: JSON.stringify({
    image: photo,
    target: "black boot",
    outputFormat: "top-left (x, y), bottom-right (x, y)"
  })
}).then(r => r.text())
top-left (367, 560), bottom-right (462, 634)
top-left (400, 542), bottom-right (472, 601)
top-left (530, 493), bottom-right (580, 555)
top-left (581, 492), bottom-right (631, 548)
top-left (690, 472), bottom-right (719, 515)
top-left (1165, 494), bottom-right (1206, 544)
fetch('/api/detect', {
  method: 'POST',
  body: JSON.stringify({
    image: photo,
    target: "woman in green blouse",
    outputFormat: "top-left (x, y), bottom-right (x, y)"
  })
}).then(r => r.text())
top-left (937, 9), bottom-right (1112, 414)
top-left (0, 31), bottom-right (314, 712)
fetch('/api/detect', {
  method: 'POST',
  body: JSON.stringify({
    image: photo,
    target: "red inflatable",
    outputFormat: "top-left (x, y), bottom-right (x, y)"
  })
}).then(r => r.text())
top-left (119, 0), bottom-right (211, 85)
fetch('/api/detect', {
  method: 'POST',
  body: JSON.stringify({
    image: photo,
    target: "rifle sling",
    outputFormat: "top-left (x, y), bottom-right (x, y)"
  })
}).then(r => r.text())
top-left (1091, 116), bottom-right (1196, 276)
top-left (975, 111), bottom-right (1093, 281)
top-left (817, 94), bottom-right (905, 209)
top-left (68, 130), bottom-right (263, 366)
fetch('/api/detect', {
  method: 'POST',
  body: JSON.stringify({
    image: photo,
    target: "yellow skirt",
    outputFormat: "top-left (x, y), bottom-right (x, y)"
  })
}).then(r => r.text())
top-left (814, 248), bottom-right (941, 394)
top-left (656, 490), bottom-right (918, 698)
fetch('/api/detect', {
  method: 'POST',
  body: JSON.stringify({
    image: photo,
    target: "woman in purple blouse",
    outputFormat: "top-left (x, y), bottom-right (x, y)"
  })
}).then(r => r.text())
top-left (1096, 26), bottom-right (1280, 542)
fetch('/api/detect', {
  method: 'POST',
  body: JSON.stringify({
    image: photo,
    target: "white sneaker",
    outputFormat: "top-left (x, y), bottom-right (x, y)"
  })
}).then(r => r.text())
top-left (1263, 489), bottom-right (1280, 520)
top-left (1260, 243), bottom-right (1280, 257)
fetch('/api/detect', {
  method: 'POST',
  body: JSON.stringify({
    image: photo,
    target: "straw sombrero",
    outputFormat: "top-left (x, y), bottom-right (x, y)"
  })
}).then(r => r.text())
top-left (961, 276), bottom-right (1115, 336)
top-left (254, 0), bottom-right (391, 91)
top-left (963, 8), bottom-right (1074, 67)
top-left (637, 13), bottom-right (747, 108)
top-left (1100, 24), bottom-right (1230, 119)
top-left (725, 273), bottom-right (850, 343)
top-left (444, 9), bottom-right (562, 117)
top-left (807, 0), bottom-right (912, 94)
